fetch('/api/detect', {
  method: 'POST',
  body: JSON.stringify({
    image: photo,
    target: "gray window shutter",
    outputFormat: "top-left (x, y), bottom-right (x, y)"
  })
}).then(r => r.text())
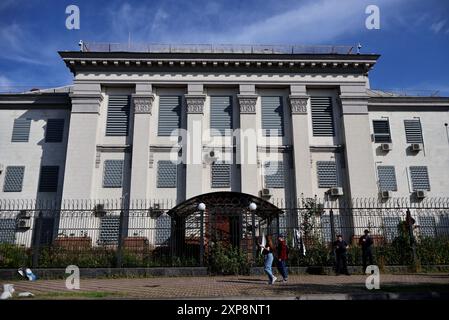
top-left (418, 216), bottom-right (436, 237)
top-left (261, 96), bottom-right (284, 136)
top-left (404, 120), bottom-right (423, 144)
top-left (38, 166), bottom-right (59, 192)
top-left (158, 96), bottom-right (181, 136)
top-left (317, 161), bottom-right (338, 188)
top-left (3, 166), bottom-right (25, 192)
top-left (45, 119), bottom-right (65, 142)
top-left (0, 219), bottom-right (16, 244)
top-left (373, 120), bottom-right (391, 143)
top-left (210, 96), bottom-right (232, 135)
top-left (211, 163), bottom-right (231, 188)
top-left (377, 166), bottom-right (397, 191)
top-left (155, 213), bottom-right (171, 244)
top-left (106, 95), bottom-right (130, 136)
top-left (103, 160), bottom-right (124, 188)
top-left (99, 216), bottom-right (120, 245)
top-left (264, 161), bottom-right (284, 188)
top-left (11, 118), bottom-right (31, 142)
top-left (311, 97), bottom-right (335, 136)
top-left (383, 217), bottom-right (401, 242)
top-left (410, 166), bottom-right (430, 191)
top-left (157, 160), bottom-right (177, 188)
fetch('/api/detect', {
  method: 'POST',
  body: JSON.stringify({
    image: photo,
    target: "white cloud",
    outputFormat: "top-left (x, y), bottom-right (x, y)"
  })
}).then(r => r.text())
top-left (430, 20), bottom-right (447, 33)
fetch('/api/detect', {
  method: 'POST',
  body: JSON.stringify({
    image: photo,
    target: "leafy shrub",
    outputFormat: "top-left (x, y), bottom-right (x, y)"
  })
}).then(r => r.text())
top-left (208, 241), bottom-right (250, 275)
top-left (0, 244), bottom-right (32, 268)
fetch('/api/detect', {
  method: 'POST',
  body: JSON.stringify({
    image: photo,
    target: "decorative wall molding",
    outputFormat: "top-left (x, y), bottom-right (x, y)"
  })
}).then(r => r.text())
top-left (257, 145), bottom-right (293, 153)
top-left (185, 95), bottom-right (206, 114)
top-left (96, 145), bottom-right (132, 153)
top-left (132, 94), bottom-right (154, 114)
top-left (289, 95), bottom-right (309, 114)
top-left (238, 95), bottom-right (258, 114)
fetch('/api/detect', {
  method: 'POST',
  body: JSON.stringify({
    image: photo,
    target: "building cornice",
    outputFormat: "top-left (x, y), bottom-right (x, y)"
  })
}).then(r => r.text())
top-left (368, 96), bottom-right (449, 108)
top-left (59, 51), bottom-right (379, 75)
top-left (0, 93), bottom-right (70, 109)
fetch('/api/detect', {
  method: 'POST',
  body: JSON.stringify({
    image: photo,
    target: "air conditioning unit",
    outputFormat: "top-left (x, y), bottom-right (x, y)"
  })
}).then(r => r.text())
top-left (411, 143), bottom-right (422, 152)
top-left (329, 187), bottom-right (344, 196)
top-left (17, 218), bottom-right (31, 230)
top-left (204, 149), bottom-right (218, 164)
top-left (381, 143), bottom-right (392, 152)
top-left (380, 190), bottom-right (392, 199)
top-left (149, 203), bottom-right (163, 218)
top-left (415, 190), bottom-right (427, 199)
top-left (260, 188), bottom-right (272, 199)
top-left (93, 204), bottom-right (106, 217)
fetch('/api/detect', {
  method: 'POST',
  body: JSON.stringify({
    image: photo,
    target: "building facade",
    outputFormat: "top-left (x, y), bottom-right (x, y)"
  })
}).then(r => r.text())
top-left (1, 44), bottom-right (449, 248)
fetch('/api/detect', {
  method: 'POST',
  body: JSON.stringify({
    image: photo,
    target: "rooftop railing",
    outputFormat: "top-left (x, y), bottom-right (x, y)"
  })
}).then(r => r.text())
top-left (80, 42), bottom-right (356, 55)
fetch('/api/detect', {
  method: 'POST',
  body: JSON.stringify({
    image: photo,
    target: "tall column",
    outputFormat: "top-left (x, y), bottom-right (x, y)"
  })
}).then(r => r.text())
top-left (185, 84), bottom-right (206, 199)
top-left (62, 83), bottom-right (103, 199)
top-left (237, 84), bottom-right (259, 196)
top-left (130, 83), bottom-right (154, 201)
top-left (289, 85), bottom-right (313, 199)
top-left (339, 85), bottom-right (378, 198)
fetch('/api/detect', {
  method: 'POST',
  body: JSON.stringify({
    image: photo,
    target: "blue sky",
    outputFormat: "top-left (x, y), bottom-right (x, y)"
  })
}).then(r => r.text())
top-left (0, 0), bottom-right (448, 95)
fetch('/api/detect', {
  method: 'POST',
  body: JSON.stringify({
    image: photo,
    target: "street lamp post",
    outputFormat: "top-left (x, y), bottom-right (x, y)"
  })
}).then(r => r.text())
top-left (249, 202), bottom-right (257, 264)
top-left (198, 203), bottom-right (206, 267)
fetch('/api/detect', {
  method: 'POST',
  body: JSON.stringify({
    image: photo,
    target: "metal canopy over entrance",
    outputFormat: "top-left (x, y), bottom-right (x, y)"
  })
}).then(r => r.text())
top-left (167, 192), bottom-right (284, 266)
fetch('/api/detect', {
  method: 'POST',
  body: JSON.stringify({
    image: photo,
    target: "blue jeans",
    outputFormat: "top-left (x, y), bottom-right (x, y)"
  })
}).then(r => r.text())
top-left (277, 259), bottom-right (288, 280)
top-left (264, 253), bottom-right (274, 281)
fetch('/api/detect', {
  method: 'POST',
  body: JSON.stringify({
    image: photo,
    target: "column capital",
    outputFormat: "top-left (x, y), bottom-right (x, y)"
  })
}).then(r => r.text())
top-left (185, 94), bottom-right (206, 114)
top-left (69, 93), bottom-right (104, 114)
top-left (289, 95), bottom-right (309, 114)
top-left (132, 94), bottom-right (155, 114)
top-left (237, 94), bottom-right (258, 114)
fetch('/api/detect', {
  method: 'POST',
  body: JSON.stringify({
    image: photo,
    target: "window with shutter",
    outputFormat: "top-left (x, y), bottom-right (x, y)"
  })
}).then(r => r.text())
top-left (98, 216), bottom-right (120, 245)
top-left (409, 166), bottom-right (430, 191)
top-left (11, 118), bottom-right (31, 142)
top-left (377, 166), bottom-right (397, 191)
top-left (38, 166), bottom-right (59, 192)
top-left (45, 119), bottom-right (65, 142)
top-left (103, 160), bottom-right (124, 188)
top-left (419, 216), bottom-right (436, 237)
top-left (158, 96), bottom-right (181, 136)
top-left (211, 163), bottom-right (231, 188)
top-left (404, 120), bottom-right (423, 144)
top-left (317, 161), bottom-right (338, 188)
top-left (264, 161), bottom-right (284, 188)
top-left (261, 96), bottom-right (284, 136)
top-left (3, 166), bottom-right (25, 192)
top-left (0, 219), bottom-right (16, 244)
top-left (373, 120), bottom-right (391, 143)
top-left (106, 95), bottom-right (130, 136)
top-left (157, 160), bottom-right (177, 188)
top-left (311, 97), bottom-right (335, 136)
top-left (210, 96), bottom-right (232, 135)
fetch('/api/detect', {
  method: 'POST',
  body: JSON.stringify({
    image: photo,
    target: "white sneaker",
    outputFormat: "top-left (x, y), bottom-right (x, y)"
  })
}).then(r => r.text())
top-left (270, 276), bottom-right (277, 284)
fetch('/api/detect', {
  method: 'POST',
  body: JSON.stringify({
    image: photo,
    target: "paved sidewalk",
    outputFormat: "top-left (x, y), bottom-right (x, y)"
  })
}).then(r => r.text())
top-left (3, 273), bottom-right (449, 299)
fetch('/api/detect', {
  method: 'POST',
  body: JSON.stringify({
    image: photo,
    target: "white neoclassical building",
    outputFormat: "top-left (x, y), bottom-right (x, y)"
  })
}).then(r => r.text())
top-left (1, 43), bottom-right (449, 249)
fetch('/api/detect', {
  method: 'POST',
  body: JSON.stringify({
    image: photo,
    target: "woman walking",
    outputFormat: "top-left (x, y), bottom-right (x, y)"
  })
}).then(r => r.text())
top-left (259, 235), bottom-right (277, 284)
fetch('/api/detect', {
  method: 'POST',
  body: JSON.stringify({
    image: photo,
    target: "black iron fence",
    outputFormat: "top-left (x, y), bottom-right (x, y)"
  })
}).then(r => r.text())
top-left (1, 197), bottom-right (449, 271)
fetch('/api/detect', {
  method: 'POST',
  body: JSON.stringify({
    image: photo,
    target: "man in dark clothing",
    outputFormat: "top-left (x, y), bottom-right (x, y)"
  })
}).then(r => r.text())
top-left (333, 235), bottom-right (350, 275)
top-left (359, 229), bottom-right (374, 272)
top-left (276, 234), bottom-right (288, 282)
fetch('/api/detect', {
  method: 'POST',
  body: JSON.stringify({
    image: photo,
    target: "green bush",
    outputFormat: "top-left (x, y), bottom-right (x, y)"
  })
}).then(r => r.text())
top-left (208, 241), bottom-right (250, 275)
top-left (0, 244), bottom-right (32, 268)
top-left (38, 247), bottom-right (116, 268)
